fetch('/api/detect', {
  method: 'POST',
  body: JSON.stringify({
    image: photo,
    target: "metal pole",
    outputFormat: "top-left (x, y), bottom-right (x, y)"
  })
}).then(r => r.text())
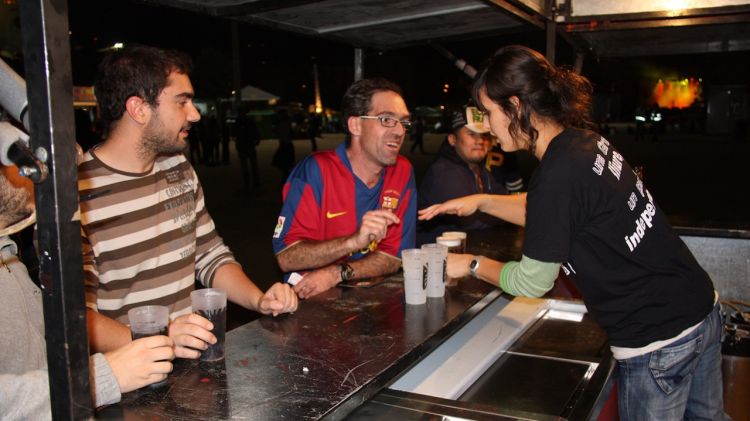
top-left (231, 21), bottom-right (242, 112)
top-left (18, 0), bottom-right (93, 419)
top-left (354, 48), bottom-right (363, 81)
top-left (545, 0), bottom-right (557, 64)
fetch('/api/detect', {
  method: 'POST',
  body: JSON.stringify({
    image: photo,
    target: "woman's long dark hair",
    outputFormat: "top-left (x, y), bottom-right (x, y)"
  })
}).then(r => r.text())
top-left (472, 45), bottom-right (593, 154)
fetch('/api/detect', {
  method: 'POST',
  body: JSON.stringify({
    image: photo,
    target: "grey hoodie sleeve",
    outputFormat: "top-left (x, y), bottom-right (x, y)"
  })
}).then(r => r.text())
top-left (90, 352), bottom-right (121, 407)
top-left (0, 370), bottom-right (52, 421)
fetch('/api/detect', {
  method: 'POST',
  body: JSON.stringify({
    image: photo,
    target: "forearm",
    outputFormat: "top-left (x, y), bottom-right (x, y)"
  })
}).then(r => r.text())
top-left (472, 256), bottom-right (506, 288)
top-left (212, 262), bottom-right (264, 312)
top-left (478, 193), bottom-right (527, 226)
top-left (87, 309), bottom-right (131, 353)
top-left (276, 237), bottom-right (356, 272)
top-left (348, 252), bottom-right (401, 280)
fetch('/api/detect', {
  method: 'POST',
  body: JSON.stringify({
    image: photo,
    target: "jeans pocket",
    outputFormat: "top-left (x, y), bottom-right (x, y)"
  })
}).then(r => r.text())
top-left (648, 333), bottom-right (703, 395)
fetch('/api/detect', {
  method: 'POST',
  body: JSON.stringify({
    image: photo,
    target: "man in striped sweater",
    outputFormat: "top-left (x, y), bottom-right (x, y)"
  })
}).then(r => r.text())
top-left (79, 45), bottom-right (297, 358)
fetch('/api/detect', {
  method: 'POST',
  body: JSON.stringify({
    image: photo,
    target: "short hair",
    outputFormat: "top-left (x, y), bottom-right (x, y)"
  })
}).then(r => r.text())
top-left (472, 45), bottom-right (593, 153)
top-left (94, 44), bottom-right (192, 137)
top-left (341, 77), bottom-right (403, 144)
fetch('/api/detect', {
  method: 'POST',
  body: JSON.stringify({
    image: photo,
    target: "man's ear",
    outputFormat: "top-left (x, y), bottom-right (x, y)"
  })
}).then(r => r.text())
top-left (124, 96), bottom-right (150, 124)
top-left (447, 133), bottom-right (457, 147)
top-left (347, 116), bottom-right (362, 137)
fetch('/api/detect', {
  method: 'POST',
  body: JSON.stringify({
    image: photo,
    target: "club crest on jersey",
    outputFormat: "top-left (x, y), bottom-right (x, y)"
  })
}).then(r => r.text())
top-left (381, 196), bottom-right (399, 210)
top-left (273, 216), bottom-right (285, 238)
top-left (381, 189), bottom-right (401, 211)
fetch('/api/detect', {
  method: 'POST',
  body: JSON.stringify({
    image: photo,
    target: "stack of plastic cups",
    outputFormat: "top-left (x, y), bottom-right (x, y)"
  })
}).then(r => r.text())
top-left (402, 249), bottom-right (427, 305)
top-left (421, 243), bottom-right (448, 297)
top-left (436, 236), bottom-right (462, 286)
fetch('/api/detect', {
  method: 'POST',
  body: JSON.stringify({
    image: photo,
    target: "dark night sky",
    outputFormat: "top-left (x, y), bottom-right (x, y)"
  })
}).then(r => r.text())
top-left (3, 0), bottom-right (747, 119)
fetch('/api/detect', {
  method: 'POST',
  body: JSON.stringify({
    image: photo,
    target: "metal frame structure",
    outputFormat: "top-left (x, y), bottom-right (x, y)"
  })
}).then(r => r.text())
top-left (10, 0), bottom-right (750, 418)
top-left (18, 1), bottom-right (92, 419)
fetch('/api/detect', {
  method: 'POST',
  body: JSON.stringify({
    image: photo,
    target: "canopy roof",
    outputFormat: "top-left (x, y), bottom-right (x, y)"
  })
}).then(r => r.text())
top-left (137, 0), bottom-right (750, 56)
top-left (240, 84), bottom-right (279, 101)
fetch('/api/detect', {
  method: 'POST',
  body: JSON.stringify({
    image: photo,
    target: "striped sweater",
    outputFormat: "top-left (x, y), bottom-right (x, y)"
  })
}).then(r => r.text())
top-left (78, 150), bottom-right (236, 324)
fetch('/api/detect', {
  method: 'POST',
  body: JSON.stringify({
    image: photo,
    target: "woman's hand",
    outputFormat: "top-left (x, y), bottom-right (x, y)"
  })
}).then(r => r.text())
top-left (447, 253), bottom-right (475, 279)
top-left (418, 194), bottom-right (486, 221)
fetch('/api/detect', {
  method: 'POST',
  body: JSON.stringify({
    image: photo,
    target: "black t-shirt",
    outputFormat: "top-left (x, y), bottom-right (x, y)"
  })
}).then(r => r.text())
top-left (524, 128), bottom-right (713, 347)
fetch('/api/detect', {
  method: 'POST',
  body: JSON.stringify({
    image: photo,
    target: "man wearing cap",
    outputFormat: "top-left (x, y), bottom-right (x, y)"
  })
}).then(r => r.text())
top-left (417, 106), bottom-right (522, 244)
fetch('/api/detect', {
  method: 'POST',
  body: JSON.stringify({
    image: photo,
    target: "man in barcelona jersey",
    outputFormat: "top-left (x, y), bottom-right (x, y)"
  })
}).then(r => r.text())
top-left (273, 78), bottom-right (417, 299)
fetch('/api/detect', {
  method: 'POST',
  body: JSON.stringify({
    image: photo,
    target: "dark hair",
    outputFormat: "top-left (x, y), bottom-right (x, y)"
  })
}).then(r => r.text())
top-left (341, 77), bottom-right (403, 144)
top-left (94, 44), bottom-right (192, 137)
top-left (472, 45), bottom-right (593, 153)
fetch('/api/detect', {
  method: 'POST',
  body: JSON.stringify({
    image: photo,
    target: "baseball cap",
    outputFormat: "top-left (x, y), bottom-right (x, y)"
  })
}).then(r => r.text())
top-left (451, 106), bottom-right (489, 134)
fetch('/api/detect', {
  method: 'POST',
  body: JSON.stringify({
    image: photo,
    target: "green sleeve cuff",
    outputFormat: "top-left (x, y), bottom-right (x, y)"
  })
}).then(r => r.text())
top-left (499, 255), bottom-right (560, 298)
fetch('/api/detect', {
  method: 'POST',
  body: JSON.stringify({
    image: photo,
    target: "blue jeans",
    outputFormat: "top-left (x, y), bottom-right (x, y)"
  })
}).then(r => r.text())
top-left (617, 303), bottom-right (730, 420)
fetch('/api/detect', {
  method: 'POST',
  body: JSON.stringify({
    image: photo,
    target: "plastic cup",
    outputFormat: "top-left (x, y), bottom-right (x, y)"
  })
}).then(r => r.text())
top-left (436, 236), bottom-right (462, 286)
top-left (191, 288), bottom-right (227, 362)
top-left (441, 231), bottom-right (467, 254)
top-left (436, 236), bottom-right (462, 254)
top-left (128, 305), bottom-right (170, 389)
top-left (421, 243), bottom-right (448, 298)
top-left (128, 305), bottom-right (169, 339)
top-left (402, 249), bottom-right (427, 305)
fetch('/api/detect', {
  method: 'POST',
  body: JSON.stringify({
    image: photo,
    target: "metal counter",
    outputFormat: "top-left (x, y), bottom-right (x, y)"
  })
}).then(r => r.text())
top-left (97, 276), bottom-right (501, 420)
top-left (96, 224), bottom-right (615, 420)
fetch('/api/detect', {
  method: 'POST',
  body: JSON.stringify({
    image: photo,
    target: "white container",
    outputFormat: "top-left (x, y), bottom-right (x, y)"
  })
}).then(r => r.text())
top-left (402, 249), bottom-right (427, 305)
top-left (421, 243), bottom-right (447, 298)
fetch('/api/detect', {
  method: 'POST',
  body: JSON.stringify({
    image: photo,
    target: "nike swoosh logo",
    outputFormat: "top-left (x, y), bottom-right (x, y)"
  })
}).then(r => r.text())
top-left (326, 211), bottom-right (347, 219)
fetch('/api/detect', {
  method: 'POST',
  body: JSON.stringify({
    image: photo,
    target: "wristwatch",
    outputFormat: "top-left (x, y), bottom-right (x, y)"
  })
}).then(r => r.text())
top-left (469, 257), bottom-right (482, 277)
top-left (339, 263), bottom-right (355, 283)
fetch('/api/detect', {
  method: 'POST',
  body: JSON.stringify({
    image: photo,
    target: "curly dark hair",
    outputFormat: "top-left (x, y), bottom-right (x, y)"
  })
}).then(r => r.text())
top-left (472, 45), bottom-right (593, 154)
top-left (94, 44), bottom-right (192, 137)
top-left (341, 77), bottom-right (403, 144)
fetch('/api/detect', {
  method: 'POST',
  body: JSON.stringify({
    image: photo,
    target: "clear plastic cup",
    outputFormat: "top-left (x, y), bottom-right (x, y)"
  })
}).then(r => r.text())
top-left (128, 305), bottom-right (170, 388)
top-left (421, 243), bottom-right (448, 298)
top-left (436, 236), bottom-right (462, 286)
top-left (402, 248), bottom-right (427, 305)
top-left (191, 288), bottom-right (227, 362)
top-left (128, 305), bottom-right (169, 339)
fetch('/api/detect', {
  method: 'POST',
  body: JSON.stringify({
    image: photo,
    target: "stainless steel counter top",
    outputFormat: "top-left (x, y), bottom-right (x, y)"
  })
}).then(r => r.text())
top-left (97, 276), bottom-right (499, 420)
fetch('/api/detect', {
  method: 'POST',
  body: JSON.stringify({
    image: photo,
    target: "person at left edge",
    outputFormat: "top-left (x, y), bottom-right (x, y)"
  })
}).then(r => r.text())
top-left (78, 45), bottom-right (297, 358)
top-left (273, 78), bottom-right (417, 299)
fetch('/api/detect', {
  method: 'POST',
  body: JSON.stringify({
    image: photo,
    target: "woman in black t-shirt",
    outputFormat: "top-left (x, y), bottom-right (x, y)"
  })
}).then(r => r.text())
top-left (419, 45), bottom-right (726, 421)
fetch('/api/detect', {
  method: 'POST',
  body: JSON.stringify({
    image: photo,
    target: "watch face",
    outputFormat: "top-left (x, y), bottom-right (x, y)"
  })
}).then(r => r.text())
top-left (469, 259), bottom-right (479, 274)
top-left (341, 264), bottom-right (355, 281)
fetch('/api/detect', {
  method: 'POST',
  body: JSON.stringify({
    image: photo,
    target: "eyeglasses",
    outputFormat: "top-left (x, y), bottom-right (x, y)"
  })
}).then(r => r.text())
top-left (359, 115), bottom-right (412, 130)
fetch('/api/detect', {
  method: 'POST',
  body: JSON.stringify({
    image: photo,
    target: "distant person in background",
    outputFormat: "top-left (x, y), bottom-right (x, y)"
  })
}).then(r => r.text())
top-left (420, 45), bottom-right (727, 421)
top-left (307, 113), bottom-right (321, 152)
top-left (273, 77), bottom-right (416, 299)
top-left (236, 109), bottom-right (261, 190)
top-left (409, 116), bottom-right (425, 154)
top-left (272, 108), bottom-right (295, 182)
top-left (1, 162), bottom-right (175, 418)
top-left (221, 116), bottom-right (231, 164)
top-left (418, 105), bottom-right (522, 244)
top-left (202, 115), bottom-right (219, 165)
top-left (187, 112), bottom-right (202, 165)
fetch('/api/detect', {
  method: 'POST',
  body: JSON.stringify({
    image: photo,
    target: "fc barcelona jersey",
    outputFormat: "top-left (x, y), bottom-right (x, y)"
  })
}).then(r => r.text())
top-left (273, 142), bottom-right (416, 277)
